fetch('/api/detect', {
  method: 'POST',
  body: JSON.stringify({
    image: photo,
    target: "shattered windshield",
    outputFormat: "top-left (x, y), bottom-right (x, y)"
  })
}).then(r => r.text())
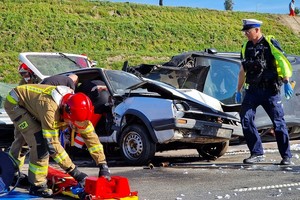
top-left (104, 70), bottom-right (145, 94)
top-left (25, 54), bottom-right (89, 76)
top-left (143, 56), bottom-right (240, 104)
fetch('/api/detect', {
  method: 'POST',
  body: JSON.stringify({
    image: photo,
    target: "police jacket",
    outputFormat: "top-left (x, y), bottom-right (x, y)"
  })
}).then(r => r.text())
top-left (241, 35), bottom-right (293, 87)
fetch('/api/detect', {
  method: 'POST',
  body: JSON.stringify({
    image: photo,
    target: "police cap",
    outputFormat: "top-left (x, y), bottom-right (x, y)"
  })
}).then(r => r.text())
top-left (241, 19), bottom-right (263, 31)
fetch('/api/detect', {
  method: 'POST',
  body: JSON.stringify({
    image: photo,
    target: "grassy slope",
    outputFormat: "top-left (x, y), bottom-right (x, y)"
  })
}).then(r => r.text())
top-left (0, 0), bottom-right (299, 83)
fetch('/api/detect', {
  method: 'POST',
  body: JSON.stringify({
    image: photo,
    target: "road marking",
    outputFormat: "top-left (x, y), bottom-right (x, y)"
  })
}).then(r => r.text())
top-left (234, 182), bottom-right (300, 192)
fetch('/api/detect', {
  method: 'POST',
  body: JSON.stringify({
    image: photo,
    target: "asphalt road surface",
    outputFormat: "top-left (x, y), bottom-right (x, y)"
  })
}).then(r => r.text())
top-left (4, 140), bottom-right (300, 200)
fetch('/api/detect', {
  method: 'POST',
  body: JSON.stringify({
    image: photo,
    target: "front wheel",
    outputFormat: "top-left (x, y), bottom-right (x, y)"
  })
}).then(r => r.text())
top-left (120, 124), bottom-right (156, 165)
top-left (196, 141), bottom-right (229, 160)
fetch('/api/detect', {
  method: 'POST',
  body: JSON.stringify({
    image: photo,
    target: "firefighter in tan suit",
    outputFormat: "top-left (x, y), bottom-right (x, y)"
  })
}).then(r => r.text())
top-left (11, 63), bottom-right (40, 179)
top-left (12, 64), bottom-right (80, 187)
top-left (4, 84), bottom-right (110, 197)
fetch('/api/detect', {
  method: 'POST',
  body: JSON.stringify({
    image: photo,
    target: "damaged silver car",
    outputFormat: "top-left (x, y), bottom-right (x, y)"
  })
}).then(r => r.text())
top-left (1, 52), bottom-right (243, 165)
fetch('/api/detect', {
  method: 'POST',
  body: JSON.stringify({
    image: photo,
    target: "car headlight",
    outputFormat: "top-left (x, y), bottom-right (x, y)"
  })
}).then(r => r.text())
top-left (174, 101), bottom-right (189, 118)
top-left (174, 101), bottom-right (189, 111)
top-left (175, 103), bottom-right (185, 111)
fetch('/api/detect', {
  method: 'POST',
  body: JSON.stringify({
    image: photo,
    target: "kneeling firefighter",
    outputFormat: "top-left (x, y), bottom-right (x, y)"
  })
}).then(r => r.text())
top-left (4, 84), bottom-right (110, 197)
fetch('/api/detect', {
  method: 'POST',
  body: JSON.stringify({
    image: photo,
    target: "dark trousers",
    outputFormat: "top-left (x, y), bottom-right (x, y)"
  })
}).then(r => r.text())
top-left (240, 87), bottom-right (292, 158)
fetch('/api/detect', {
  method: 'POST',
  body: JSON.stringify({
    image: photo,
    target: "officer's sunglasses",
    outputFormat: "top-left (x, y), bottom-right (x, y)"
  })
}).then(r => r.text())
top-left (243, 28), bottom-right (256, 35)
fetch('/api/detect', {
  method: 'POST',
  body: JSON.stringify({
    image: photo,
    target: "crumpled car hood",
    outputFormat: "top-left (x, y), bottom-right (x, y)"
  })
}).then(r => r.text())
top-left (128, 79), bottom-right (240, 121)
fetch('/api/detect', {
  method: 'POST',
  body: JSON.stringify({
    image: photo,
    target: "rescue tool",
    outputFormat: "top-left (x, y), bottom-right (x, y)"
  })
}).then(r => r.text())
top-left (0, 151), bottom-right (138, 199)
top-left (47, 166), bottom-right (138, 199)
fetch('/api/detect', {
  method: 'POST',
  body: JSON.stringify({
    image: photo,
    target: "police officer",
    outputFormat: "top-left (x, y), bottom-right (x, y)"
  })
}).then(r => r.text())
top-left (4, 84), bottom-right (110, 197)
top-left (236, 19), bottom-right (294, 165)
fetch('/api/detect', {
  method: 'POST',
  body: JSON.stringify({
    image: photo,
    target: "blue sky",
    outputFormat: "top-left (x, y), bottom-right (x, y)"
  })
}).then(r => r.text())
top-left (109, 0), bottom-right (293, 14)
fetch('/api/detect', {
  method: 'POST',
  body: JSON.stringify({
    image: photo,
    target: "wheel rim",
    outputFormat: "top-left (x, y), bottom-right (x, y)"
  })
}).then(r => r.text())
top-left (123, 132), bottom-right (143, 159)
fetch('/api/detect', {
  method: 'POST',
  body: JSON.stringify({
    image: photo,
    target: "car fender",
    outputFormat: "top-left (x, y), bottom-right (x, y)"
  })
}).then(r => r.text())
top-left (119, 109), bottom-right (158, 143)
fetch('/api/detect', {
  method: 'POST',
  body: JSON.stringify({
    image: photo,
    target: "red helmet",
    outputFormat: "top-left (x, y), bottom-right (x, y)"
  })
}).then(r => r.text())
top-left (18, 63), bottom-right (33, 82)
top-left (18, 63), bottom-right (33, 74)
top-left (61, 92), bottom-right (94, 123)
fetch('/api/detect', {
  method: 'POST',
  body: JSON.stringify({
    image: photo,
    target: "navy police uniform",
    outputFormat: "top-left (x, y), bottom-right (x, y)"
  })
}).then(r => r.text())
top-left (240, 19), bottom-right (292, 161)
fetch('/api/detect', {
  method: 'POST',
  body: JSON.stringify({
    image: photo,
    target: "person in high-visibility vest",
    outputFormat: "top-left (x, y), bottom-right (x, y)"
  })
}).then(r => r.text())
top-left (236, 19), bottom-right (294, 166)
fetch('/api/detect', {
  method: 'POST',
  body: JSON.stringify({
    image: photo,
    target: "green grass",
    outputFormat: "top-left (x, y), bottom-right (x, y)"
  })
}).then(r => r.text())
top-left (0, 0), bottom-right (299, 83)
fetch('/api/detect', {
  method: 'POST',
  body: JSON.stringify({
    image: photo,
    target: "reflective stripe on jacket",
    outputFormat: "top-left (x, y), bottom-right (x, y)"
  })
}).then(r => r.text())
top-left (13, 84), bottom-right (71, 139)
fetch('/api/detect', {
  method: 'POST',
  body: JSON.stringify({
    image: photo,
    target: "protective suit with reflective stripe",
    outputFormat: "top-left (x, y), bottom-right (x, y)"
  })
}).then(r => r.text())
top-left (4, 84), bottom-right (107, 187)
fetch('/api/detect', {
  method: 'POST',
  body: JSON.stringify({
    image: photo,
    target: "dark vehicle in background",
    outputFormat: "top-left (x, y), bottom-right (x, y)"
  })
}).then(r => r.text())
top-left (123, 49), bottom-right (300, 142)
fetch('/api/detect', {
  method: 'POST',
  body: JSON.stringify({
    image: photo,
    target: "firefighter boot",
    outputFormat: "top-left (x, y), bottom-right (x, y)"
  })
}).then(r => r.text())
top-left (12, 172), bottom-right (29, 187)
top-left (29, 184), bottom-right (53, 198)
top-left (68, 167), bottom-right (88, 187)
top-left (98, 163), bottom-right (111, 181)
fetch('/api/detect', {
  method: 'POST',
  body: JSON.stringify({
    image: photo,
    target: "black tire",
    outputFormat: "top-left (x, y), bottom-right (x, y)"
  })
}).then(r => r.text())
top-left (196, 141), bottom-right (229, 160)
top-left (120, 124), bottom-right (156, 165)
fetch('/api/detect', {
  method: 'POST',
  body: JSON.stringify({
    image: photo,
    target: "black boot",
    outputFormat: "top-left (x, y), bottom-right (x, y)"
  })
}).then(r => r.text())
top-left (68, 167), bottom-right (88, 187)
top-left (11, 172), bottom-right (29, 187)
top-left (29, 184), bottom-right (53, 198)
top-left (98, 163), bottom-right (111, 181)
